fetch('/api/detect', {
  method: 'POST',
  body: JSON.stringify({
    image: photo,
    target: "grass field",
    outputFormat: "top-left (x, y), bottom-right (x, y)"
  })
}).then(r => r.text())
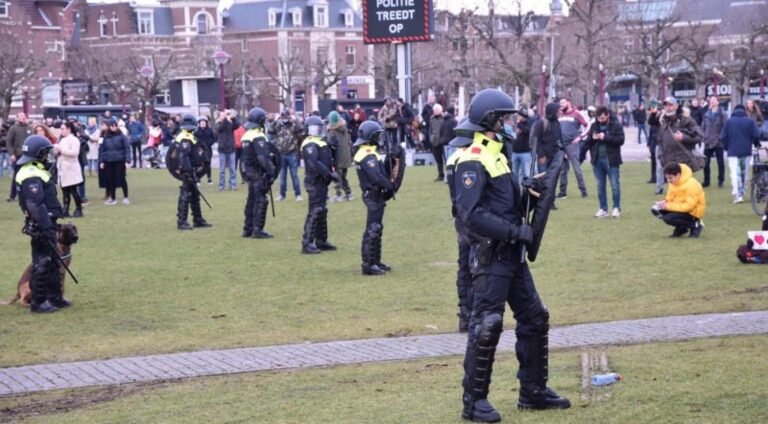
top-left (2, 335), bottom-right (766, 423)
top-left (0, 162), bottom-right (766, 368)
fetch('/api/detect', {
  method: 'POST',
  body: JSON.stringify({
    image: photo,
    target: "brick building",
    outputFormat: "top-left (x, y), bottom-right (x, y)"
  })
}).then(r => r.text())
top-left (1, 0), bottom-right (367, 120)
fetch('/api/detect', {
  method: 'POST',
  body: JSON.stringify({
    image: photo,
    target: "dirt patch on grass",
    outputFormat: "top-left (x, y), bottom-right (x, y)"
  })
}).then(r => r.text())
top-left (0, 381), bottom-right (169, 422)
top-left (730, 285), bottom-right (768, 295)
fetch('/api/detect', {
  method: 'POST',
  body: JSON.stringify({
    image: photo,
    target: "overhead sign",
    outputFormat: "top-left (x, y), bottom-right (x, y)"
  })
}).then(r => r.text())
top-left (363, 0), bottom-right (432, 44)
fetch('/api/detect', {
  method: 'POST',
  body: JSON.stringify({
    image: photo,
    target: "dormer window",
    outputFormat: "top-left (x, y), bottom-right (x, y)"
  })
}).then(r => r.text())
top-left (0, 1), bottom-right (9, 18)
top-left (268, 8), bottom-right (277, 28)
top-left (314, 5), bottom-right (327, 28)
top-left (341, 8), bottom-right (353, 28)
top-left (196, 13), bottom-right (210, 34)
top-left (98, 11), bottom-right (108, 37)
top-left (291, 8), bottom-right (302, 27)
top-left (137, 10), bottom-right (154, 35)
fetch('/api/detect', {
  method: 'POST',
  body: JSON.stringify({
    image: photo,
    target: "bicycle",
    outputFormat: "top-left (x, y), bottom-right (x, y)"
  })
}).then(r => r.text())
top-left (750, 146), bottom-right (768, 216)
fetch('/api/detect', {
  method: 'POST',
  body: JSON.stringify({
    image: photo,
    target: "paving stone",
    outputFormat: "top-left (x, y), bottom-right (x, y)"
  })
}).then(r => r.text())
top-left (1, 311), bottom-right (767, 396)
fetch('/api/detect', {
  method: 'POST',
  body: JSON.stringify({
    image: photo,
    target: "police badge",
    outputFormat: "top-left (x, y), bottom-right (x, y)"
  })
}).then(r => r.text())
top-left (462, 171), bottom-right (477, 189)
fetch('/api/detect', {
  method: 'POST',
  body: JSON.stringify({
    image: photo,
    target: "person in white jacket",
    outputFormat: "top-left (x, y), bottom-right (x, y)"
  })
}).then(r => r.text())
top-left (54, 121), bottom-right (84, 217)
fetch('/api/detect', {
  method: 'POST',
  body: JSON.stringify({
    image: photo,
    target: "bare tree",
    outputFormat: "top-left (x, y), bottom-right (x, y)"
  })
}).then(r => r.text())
top-left (560, 0), bottom-right (620, 105)
top-left (619, 1), bottom-right (682, 101)
top-left (254, 54), bottom-right (310, 109)
top-left (712, 22), bottom-right (768, 104)
top-left (0, 31), bottom-right (46, 120)
top-left (675, 22), bottom-right (718, 98)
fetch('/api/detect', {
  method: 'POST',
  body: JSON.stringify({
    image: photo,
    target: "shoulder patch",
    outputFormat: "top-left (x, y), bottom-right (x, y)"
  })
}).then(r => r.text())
top-left (462, 171), bottom-right (477, 189)
top-left (367, 158), bottom-right (377, 168)
top-left (306, 146), bottom-right (314, 155)
top-left (471, 147), bottom-right (482, 154)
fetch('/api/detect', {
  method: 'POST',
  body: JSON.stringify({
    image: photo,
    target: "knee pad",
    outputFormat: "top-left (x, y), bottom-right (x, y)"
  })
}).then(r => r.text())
top-left (33, 256), bottom-right (53, 279)
top-left (517, 303), bottom-right (549, 336)
top-left (366, 223), bottom-right (382, 238)
top-left (475, 312), bottom-right (503, 348)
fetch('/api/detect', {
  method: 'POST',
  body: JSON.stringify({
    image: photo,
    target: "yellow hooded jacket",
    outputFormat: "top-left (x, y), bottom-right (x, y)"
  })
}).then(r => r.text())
top-left (665, 163), bottom-right (706, 219)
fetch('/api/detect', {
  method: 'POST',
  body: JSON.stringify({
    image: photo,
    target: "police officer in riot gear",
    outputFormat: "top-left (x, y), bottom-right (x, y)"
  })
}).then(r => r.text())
top-left (455, 89), bottom-right (570, 422)
top-left (301, 116), bottom-right (340, 254)
top-left (168, 114), bottom-right (211, 230)
top-left (16, 135), bottom-right (67, 313)
top-left (353, 121), bottom-right (394, 275)
top-left (241, 107), bottom-right (277, 238)
top-left (445, 121), bottom-right (474, 332)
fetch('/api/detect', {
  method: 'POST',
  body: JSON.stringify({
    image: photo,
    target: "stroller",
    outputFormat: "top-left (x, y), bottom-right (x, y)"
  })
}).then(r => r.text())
top-left (142, 145), bottom-right (167, 169)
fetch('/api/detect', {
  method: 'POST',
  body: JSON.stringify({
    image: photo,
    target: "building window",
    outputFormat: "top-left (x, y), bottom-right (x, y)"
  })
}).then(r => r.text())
top-left (292, 10), bottom-right (301, 27)
top-left (345, 45), bottom-right (355, 68)
top-left (240, 39), bottom-right (248, 52)
top-left (344, 10), bottom-right (353, 28)
top-left (137, 11), bottom-right (154, 35)
top-left (314, 6), bottom-right (327, 28)
top-left (98, 11), bottom-right (107, 37)
top-left (196, 13), bottom-right (209, 34)
top-left (0, 0), bottom-right (9, 18)
top-left (268, 10), bottom-right (276, 28)
top-left (316, 46), bottom-right (328, 65)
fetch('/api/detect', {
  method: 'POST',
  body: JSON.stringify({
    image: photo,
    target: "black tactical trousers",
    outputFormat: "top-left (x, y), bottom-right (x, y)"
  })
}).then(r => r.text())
top-left (463, 260), bottom-right (549, 399)
top-left (30, 236), bottom-right (61, 306)
top-left (244, 179), bottom-right (268, 232)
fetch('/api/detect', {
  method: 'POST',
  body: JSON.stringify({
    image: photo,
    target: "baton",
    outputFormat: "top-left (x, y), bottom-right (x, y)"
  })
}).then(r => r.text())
top-left (521, 132), bottom-right (538, 263)
top-left (268, 186), bottom-right (276, 217)
top-left (191, 170), bottom-right (212, 209)
top-left (46, 239), bottom-right (79, 285)
top-left (386, 135), bottom-right (397, 201)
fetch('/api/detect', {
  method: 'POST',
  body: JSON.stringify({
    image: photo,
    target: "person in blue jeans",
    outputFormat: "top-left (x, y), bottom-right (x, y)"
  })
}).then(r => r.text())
top-left (510, 111), bottom-right (534, 183)
top-left (269, 110), bottom-right (303, 201)
top-left (582, 106), bottom-right (625, 218)
top-left (215, 110), bottom-right (239, 191)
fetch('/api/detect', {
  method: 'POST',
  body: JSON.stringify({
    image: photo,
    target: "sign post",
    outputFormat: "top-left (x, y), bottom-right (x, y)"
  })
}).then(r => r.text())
top-left (363, 0), bottom-right (433, 104)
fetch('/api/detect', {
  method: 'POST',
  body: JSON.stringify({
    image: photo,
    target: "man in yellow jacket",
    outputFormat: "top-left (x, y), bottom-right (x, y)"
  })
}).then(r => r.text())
top-left (652, 162), bottom-right (707, 237)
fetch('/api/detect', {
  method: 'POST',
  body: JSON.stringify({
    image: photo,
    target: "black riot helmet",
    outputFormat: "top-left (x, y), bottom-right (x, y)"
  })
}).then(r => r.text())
top-left (457, 88), bottom-right (517, 133)
top-left (244, 107), bottom-right (267, 129)
top-left (17, 135), bottom-right (53, 166)
top-left (180, 113), bottom-right (197, 131)
top-left (449, 118), bottom-right (475, 147)
top-left (304, 116), bottom-right (324, 137)
top-left (353, 121), bottom-right (383, 147)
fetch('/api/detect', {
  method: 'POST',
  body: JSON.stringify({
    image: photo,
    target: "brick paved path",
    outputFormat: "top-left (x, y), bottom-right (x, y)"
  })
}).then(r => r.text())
top-left (2, 310), bottom-right (767, 396)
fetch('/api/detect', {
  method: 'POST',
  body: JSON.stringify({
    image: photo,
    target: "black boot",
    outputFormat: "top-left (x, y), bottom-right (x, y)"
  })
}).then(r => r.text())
top-left (361, 226), bottom-right (385, 275)
top-left (190, 189), bottom-right (211, 227)
top-left (670, 226), bottom-right (688, 238)
top-left (462, 313), bottom-right (502, 422)
top-left (177, 187), bottom-right (192, 230)
top-left (252, 197), bottom-right (273, 238)
top-left (314, 209), bottom-right (337, 251)
top-left (516, 325), bottom-right (571, 410)
top-left (372, 224), bottom-right (388, 271)
top-left (72, 208), bottom-right (83, 218)
top-left (689, 220), bottom-right (704, 238)
top-left (302, 206), bottom-right (322, 254)
top-left (458, 306), bottom-right (471, 333)
top-left (30, 262), bottom-right (58, 313)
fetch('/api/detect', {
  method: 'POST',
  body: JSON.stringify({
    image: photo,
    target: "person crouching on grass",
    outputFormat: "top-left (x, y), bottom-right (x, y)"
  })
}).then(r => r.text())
top-left (651, 162), bottom-right (706, 238)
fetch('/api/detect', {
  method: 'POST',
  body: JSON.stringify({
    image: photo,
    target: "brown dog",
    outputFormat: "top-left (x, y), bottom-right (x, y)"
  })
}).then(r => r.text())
top-left (3, 222), bottom-right (79, 307)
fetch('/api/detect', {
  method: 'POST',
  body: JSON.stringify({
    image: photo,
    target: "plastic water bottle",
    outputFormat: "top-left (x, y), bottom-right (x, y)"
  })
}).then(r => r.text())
top-left (591, 373), bottom-right (622, 386)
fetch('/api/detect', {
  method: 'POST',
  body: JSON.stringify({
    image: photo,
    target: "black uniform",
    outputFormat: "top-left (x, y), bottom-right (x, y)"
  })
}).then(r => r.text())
top-left (301, 135), bottom-right (337, 252)
top-left (16, 161), bottom-right (65, 311)
top-left (354, 144), bottom-right (393, 274)
top-left (172, 130), bottom-right (210, 229)
top-left (446, 147), bottom-right (473, 332)
top-left (455, 131), bottom-right (569, 417)
top-left (241, 128), bottom-right (276, 238)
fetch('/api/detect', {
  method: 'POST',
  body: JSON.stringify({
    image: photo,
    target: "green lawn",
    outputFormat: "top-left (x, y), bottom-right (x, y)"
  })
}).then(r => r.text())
top-left (2, 335), bottom-right (766, 423)
top-left (0, 163), bottom-right (765, 367)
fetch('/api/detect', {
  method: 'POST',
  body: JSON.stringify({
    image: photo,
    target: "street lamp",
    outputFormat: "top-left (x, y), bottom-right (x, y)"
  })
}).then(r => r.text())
top-left (22, 86), bottom-right (29, 115)
top-left (660, 67), bottom-right (667, 100)
top-left (539, 64), bottom-right (548, 115)
top-left (120, 84), bottom-right (127, 113)
top-left (212, 50), bottom-right (232, 110)
top-left (598, 63), bottom-right (605, 106)
top-left (760, 69), bottom-right (765, 100)
top-left (139, 65), bottom-right (154, 123)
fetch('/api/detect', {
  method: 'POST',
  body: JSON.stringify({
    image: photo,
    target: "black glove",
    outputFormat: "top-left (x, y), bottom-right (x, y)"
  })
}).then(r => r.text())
top-left (509, 224), bottom-right (534, 247)
top-left (329, 172), bottom-right (340, 183)
top-left (520, 176), bottom-right (541, 194)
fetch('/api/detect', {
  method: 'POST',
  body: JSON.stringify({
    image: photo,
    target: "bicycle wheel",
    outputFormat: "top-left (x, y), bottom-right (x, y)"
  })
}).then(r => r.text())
top-left (751, 174), bottom-right (768, 216)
